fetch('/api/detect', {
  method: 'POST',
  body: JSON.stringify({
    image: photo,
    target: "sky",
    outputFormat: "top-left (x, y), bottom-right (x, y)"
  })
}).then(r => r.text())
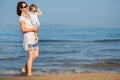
top-left (0, 0), bottom-right (120, 27)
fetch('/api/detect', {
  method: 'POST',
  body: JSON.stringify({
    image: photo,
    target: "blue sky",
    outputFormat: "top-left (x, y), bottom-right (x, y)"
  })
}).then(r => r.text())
top-left (0, 0), bottom-right (120, 27)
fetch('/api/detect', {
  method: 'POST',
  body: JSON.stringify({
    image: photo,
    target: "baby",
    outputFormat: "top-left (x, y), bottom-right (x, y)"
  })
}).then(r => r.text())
top-left (29, 4), bottom-right (42, 42)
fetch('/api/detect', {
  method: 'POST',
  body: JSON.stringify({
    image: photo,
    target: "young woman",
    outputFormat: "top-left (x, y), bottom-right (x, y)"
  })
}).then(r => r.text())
top-left (17, 1), bottom-right (39, 77)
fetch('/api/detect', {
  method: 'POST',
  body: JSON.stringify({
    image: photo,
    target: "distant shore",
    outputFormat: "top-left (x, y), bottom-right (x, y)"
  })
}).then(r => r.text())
top-left (0, 73), bottom-right (120, 80)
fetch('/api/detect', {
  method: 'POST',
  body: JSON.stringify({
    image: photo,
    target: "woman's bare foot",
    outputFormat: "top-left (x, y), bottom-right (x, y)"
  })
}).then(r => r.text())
top-left (21, 67), bottom-right (27, 73)
top-left (27, 73), bottom-right (32, 77)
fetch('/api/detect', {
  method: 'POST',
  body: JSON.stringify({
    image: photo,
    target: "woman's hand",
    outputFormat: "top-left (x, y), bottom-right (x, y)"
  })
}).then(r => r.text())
top-left (20, 21), bottom-right (38, 33)
top-left (32, 27), bottom-right (39, 32)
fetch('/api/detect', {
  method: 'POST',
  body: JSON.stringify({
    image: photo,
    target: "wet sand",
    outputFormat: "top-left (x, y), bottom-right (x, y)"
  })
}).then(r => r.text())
top-left (0, 73), bottom-right (120, 80)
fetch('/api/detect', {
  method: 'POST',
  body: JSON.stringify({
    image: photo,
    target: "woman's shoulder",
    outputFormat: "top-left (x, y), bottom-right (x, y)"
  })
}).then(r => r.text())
top-left (19, 16), bottom-right (27, 19)
top-left (19, 16), bottom-right (27, 22)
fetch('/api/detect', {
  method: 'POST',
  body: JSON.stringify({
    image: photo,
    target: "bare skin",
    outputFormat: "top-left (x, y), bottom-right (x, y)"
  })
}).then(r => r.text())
top-left (21, 48), bottom-right (39, 75)
top-left (27, 49), bottom-right (39, 76)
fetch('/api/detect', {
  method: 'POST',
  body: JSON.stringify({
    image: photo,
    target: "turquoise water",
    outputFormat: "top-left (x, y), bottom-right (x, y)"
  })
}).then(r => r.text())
top-left (0, 24), bottom-right (120, 76)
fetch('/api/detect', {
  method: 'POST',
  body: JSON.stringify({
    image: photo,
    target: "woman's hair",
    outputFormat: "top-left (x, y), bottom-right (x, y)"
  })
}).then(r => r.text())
top-left (17, 1), bottom-right (28, 16)
top-left (29, 4), bottom-right (37, 11)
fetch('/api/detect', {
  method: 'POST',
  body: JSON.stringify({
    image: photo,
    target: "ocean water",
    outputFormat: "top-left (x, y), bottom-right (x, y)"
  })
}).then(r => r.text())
top-left (0, 24), bottom-right (120, 77)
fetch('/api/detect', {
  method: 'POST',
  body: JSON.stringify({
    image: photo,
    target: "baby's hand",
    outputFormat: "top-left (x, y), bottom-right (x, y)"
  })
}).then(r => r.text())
top-left (37, 8), bottom-right (41, 12)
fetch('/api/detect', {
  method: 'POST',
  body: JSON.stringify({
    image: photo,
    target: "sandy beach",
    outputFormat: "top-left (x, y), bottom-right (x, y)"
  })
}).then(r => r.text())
top-left (0, 73), bottom-right (120, 80)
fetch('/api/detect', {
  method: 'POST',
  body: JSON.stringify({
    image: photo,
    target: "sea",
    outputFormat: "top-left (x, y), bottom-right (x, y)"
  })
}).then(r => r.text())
top-left (0, 24), bottom-right (120, 77)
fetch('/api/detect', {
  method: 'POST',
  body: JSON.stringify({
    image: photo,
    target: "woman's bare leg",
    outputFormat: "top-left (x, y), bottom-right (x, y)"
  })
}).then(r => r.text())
top-left (33, 48), bottom-right (39, 61)
top-left (21, 63), bottom-right (27, 73)
top-left (27, 50), bottom-right (34, 76)
top-left (22, 48), bottom-right (39, 76)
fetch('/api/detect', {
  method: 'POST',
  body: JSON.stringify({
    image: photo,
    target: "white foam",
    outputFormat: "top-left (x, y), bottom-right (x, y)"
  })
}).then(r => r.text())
top-left (0, 69), bottom-right (21, 76)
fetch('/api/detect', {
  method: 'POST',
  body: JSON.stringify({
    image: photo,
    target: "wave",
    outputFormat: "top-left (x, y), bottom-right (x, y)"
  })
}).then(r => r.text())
top-left (36, 39), bottom-right (120, 43)
top-left (0, 55), bottom-right (26, 61)
top-left (0, 69), bottom-right (80, 77)
top-left (0, 59), bottom-right (120, 77)
top-left (41, 50), bottom-right (80, 55)
top-left (39, 39), bottom-right (76, 42)
top-left (99, 49), bottom-right (120, 51)
top-left (0, 57), bottom-right (17, 61)
top-left (0, 39), bottom-right (120, 44)
top-left (94, 39), bottom-right (120, 43)
top-left (0, 66), bottom-right (119, 77)
top-left (0, 41), bottom-right (22, 44)
top-left (0, 69), bottom-right (21, 77)
top-left (0, 40), bottom-right (74, 44)
top-left (83, 59), bottom-right (120, 68)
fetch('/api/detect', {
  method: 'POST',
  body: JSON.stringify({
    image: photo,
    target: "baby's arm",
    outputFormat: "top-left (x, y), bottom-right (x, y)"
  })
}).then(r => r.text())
top-left (37, 8), bottom-right (42, 16)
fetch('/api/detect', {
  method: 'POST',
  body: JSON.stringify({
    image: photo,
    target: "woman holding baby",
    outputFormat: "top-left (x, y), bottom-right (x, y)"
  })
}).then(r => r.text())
top-left (16, 1), bottom-right (42, 76)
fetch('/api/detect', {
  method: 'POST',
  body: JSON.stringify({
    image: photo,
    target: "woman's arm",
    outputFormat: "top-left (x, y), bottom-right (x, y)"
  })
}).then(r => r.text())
top-left (37, 8), bottom-right (42, 16)
top-left (20, 21), bottom-right (38, 33)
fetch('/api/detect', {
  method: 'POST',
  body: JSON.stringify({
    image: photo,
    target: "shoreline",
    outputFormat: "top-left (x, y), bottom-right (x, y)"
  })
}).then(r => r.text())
top-left (0, 73), bottom-right (120, 80)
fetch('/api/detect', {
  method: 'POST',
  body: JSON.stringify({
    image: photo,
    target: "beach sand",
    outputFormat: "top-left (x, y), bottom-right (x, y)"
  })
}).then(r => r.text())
top-left (0, 73), bottom-right (120, 80)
